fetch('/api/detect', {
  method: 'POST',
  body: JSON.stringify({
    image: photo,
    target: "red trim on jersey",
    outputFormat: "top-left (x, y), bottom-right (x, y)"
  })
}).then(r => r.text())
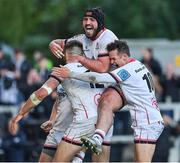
top-left (79, 98), bottom-right (88, 119)
top-left (108, 72), bottom-right (120, 83)
top-left (135, 138), bottom-right (157, 142)
top-left (128, 58), bottom-right (136, 63)
top-left (102, 141), bottom-right (111, 146)
top-left (133, 106), bottom-right (138, 127)
top-left (62, 137), bottom-right (82, 146)
top-left (91, 28), bottom-right (106, 41)
top-left (134, 139), bottom-right (156, 144)
top-left (142, 102), bottom-right (150, 124)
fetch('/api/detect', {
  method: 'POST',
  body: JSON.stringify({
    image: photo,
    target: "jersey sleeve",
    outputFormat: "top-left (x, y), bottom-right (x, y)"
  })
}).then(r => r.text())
top-left (110, 67), bottom-right (131, 82)
top-left (69, 71), bottom-right (117, 84)
top-left (98, 31), bottom-right (118, 58)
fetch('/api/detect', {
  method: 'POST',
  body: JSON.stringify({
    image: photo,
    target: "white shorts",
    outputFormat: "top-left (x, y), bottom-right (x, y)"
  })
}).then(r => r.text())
top-left (62, 117), bottom-right (97, 146)
top-left (42, 129), bottom-right (64, 157)
top-left (44, 129), bottom-right (64, 147)
top-left (132, 121), bottom-right (164, 144)
top-left (103, 125), bottom-right (113, 146)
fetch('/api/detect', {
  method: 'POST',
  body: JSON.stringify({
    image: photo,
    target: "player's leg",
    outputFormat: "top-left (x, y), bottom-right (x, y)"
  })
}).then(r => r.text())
top-left (81, 86), bottom-right (124, 154)
top-left (95, 87), bottom-right (124, 134)
top-left (39, 147), bottom-right (56, 162)
top-left (72, 149), bottom-right (86, 163)
top-left (92, 145), bottom-right (110, 162)
top-left (38, 129), bottom-right (63, 162)
top-left (92, 124), bottom-right (113, 161)
top-left (53, 117), bottom-right (97, 161)
top-left (133, 121), bottom-right (164, 162)
top-left (134, 143), bottom-right (155, 162)
top-left (53, 140), bottom-right (83, 162)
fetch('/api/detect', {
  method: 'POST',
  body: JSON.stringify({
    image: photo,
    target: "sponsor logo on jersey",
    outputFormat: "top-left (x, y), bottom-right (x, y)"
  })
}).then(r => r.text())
top-left (117, 69), bottom-right (131, 81)
top-left (77, 64), bottom-right (83, 67)
top-left (95, 43), bottom-right (99, 50)
top-left (84, 45), bottom-right (90, 52)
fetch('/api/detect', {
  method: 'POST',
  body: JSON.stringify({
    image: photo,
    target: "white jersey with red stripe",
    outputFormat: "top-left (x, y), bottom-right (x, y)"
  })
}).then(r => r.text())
top-left (110, 59), bottom-right (163, 127)
top-left (69, 59), bottom-right (163, 127)
top-left (62, 62), bottom-right (104, 122)
top-left (68, 29), bottom-right (118, 59)
top-left (51, 85), bottom-right (73, 132)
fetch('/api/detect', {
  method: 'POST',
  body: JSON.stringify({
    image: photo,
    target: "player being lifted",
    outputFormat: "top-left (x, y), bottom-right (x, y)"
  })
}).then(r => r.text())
top-left (51, 40), bottom-right (164, 162)
top-left (9, 40), bottom-right (113, 162)
top-left (49, 7), bottom-right (124, 161)
top-left (51, 40), bottom-right (114, 162)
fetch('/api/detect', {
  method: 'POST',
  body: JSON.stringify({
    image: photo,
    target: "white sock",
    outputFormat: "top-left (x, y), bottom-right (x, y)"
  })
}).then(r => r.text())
top-left (92, 129), bottom-right (106, 145)
top-left (72, 151), bottom-right (85, 163)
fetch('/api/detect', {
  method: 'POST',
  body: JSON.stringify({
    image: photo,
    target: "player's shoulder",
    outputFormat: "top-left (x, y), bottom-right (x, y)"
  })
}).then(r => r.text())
top-left (98, 29), bottom-right (118, 44)
top-left (68, 34), bottom-right (86, 42)
top-left (65, 62), bottom-right (88, 72)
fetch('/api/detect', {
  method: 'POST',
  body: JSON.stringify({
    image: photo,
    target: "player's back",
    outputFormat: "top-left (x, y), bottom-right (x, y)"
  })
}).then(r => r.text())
top-left (62, 62), bottom-right (104, 122)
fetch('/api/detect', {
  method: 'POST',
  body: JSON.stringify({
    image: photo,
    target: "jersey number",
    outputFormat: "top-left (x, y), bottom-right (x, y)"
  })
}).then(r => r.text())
top-left (142, 72), bottom-right (154, 92)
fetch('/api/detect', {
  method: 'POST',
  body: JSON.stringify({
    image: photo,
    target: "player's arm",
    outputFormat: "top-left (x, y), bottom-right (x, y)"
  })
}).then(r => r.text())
top-left (77, 55), bottom-right (110, 73)
top-left (40, 99), bottom-right (58, 132)
top-left (51, 66), bottom-right (117, 84)
top-left (49, 39), bottom-right (66, 58)
top-left (9, 77), bottom-right (60, 135)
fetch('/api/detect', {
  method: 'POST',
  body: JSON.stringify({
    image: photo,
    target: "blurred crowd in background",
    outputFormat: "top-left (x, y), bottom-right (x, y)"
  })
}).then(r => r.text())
top-left (0, 44), bottom-right (179, 162)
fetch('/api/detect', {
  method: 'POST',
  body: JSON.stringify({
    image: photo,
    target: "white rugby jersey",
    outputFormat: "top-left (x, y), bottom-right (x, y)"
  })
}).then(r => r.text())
top-left (62, 62), bottom-right (105, 122)
top-left (68, 29), bottom-right (118, 59)
top-left (69, 59), bottom-right (163, 126)
top-left (52, 85), bottom-right (73, 132)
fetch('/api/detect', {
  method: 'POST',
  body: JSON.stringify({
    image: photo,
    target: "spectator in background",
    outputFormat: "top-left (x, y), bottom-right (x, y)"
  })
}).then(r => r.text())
top-left (36, 56), bottom-right (51, 82)
top-left (33, 50), bottom-right (53, 71)
top-left (152, 114), bottom-right (180, 162)
top-left (2, 119), bottom-right (27, 162)
top-left (0, 47), bottom-right (18, 105)
top-left (160, 64), bottom-right (180, 102)
top-left (14, 48), bottom-right (32, 101)
top-left (141, 48), bottom-right (163, 101)
top-left (141, 48), bottom-right (162, 77)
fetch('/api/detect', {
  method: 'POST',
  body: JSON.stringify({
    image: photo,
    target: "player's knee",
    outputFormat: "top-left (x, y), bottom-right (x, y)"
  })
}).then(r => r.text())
top-left (99, 89), bottom-right (124, 112)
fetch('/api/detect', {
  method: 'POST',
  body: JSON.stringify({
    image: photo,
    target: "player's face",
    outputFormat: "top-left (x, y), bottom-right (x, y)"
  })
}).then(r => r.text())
top-left (65, 52), bottom-right (79, 63)
top-left (109, 49), bottom-right (126, 67)
top-left (83, 16), bottom-right (98, 38)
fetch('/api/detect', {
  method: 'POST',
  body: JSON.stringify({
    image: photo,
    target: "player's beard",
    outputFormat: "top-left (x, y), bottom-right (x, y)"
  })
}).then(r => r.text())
top-left (83, 27), bottom-right (98, 40)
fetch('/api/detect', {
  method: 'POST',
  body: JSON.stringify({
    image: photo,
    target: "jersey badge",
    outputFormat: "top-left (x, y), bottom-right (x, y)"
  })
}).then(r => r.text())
top-left (117, 69), bottom-right (131, 81)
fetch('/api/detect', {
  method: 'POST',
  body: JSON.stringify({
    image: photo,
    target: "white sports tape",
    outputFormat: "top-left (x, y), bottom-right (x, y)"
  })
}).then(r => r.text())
top-left (42, 84), bottom-right (53, 95)
top-left (30, 93), bottom-right (42, 105)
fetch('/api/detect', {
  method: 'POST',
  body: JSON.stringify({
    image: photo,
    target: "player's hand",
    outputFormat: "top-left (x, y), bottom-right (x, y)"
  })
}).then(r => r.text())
top-left (49, 41), bottom-right (65, 59)
top-left (8, 114), bottom-right (23, 135)
top-left (40, 120), bottom-right (54, 132)
top-left (51, 66), bottom-right (70, 78)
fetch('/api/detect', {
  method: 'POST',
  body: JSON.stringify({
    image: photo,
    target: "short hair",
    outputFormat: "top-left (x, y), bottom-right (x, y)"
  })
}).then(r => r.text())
top-left (64, 40), bottom-right (84, 56)
top-left (146, 47), bottom-right (153, 55)
top-left (106, 40), bottom-right (130, 56)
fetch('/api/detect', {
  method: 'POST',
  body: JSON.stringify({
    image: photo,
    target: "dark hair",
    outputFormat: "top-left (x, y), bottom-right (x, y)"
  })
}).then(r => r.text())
top-left (84, 7), bottom-right (105, 33)
top-left (146, 47), bottom-right (153, 55)
top-left (64, 40), bottom-right (84, 55)
top-left (107, 40), bottom-right (130, 56)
